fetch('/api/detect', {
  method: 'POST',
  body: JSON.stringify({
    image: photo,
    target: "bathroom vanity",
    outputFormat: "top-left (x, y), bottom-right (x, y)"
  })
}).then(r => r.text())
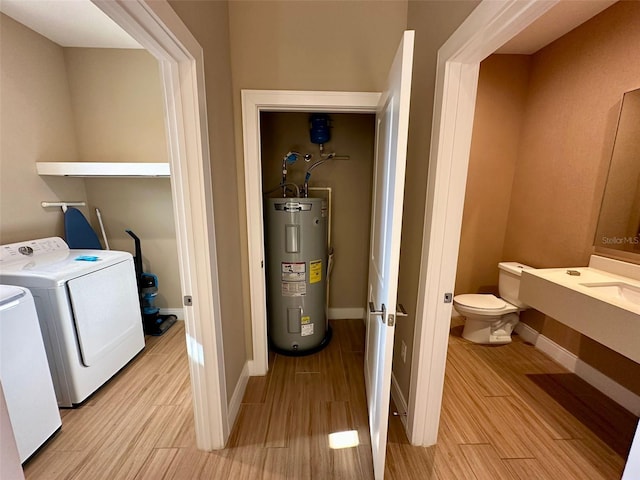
top-left (520, 255), bottom-right (640, 364)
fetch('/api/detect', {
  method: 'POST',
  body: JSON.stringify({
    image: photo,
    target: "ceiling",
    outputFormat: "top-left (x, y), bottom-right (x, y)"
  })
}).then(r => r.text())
top-left (0, 0), bottom-right (618, 54)
top-left (497, 0), bottom-right (617, 54)
top-left (0, 0), bottom-right (141, 49)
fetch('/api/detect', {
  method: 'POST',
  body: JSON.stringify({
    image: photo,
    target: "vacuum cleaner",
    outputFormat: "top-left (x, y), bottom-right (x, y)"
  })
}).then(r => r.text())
top-left (126, 230), bottom-right (177, 336)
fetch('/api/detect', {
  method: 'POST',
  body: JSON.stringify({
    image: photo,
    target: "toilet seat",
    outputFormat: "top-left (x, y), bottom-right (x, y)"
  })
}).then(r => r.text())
top-left (453, 294), bottom-right (518, 316)
top-left (455, 294), bottom-right (506, 309)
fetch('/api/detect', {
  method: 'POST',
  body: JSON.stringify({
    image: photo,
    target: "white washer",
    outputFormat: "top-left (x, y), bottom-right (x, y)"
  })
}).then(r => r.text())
top-left (0, 237), bottom-right (145, 407)
top-left (0, 285), bottom-right (61, 462)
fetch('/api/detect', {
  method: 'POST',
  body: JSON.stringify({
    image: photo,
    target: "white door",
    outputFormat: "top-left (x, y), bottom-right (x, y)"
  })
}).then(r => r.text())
top-left (365, 30), bottom-right (414, 479)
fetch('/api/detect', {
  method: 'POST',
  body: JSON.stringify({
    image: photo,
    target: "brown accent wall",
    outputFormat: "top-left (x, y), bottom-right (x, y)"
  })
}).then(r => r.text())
top-left (260, 112), bottom-right (375, 309)
top-left (455, 55), bottom-right (531, 296)
top-left (503, 1), bottom-right (640, 269)
top-left (512, 1), bottom-right (640, 396)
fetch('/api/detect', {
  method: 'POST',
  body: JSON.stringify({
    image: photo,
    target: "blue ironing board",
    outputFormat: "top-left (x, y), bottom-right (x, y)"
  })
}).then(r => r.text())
top-left (64, 207), bottom-right (102, 250)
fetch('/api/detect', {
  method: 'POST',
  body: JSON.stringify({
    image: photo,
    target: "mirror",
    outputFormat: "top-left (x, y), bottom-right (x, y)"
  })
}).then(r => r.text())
top-left (594, 88), bottom-right (640, 257)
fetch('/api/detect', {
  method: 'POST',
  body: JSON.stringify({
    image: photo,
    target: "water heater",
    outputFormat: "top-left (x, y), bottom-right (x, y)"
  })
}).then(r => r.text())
top-left (265, 197), bottom-right (331, 354)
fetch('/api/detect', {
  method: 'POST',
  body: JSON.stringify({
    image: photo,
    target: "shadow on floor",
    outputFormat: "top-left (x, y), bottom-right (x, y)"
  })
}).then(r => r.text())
top-left (526, 372), bottom-right (638, 458)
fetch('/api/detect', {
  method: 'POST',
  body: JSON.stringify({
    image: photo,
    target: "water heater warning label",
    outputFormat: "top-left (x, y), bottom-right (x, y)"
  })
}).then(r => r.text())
top-left (301, 323), bottom-right (314, 336)
top-left (309, 260), bottom-right (322, 284)
top-left (281, 262), bottom-right (305, 282)
top-left (282, 281), bottom-right (306, 296)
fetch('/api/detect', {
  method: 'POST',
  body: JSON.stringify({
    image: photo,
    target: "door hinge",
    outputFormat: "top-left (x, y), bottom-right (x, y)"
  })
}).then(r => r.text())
top-left (183, 295), bottom-right (193, 306)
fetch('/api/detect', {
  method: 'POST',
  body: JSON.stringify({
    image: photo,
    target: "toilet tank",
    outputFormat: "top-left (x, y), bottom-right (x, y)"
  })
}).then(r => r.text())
top-left (498, 262), bottom-right (532, 308)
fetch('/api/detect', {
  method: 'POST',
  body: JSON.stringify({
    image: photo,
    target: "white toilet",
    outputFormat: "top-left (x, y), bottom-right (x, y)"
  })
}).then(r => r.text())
top-left (453, 262), bottom-right (532, 344)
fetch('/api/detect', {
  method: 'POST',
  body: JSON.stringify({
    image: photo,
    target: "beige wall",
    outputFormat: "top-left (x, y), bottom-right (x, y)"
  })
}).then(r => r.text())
top-left (455, 55), bottom-right (531, 296)
top-left (228, 0), bottom-right (409, 357)
top-left (64, 49), bottom-right (168, 164)
top-left (169, 0), bottom-right (247, 404)
top-left (228, 0), bottom-right (409, 93)
top-left (392, 0), bottom-right (480, 402)
top-left (228, 2), bottom-right (480, 403)
top-left (84, 178), bottom-right (180, 309)
top-left (459, 2), bottom-right (640, 396)
top-left (260, 112), bottom-right (375, 309)
top-left (63, 48), bottom-right (181, 308)
top-left (174, 0), bottom-right (478, 406)
top-left (0, 14), bottom-right (87, 243)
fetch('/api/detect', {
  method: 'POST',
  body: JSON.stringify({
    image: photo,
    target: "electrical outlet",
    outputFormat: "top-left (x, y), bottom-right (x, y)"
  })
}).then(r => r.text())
top-left (401, 340), bottom-right (407, 363)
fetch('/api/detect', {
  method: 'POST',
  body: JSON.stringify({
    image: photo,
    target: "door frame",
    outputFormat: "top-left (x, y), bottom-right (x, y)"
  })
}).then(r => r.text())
top-left (94, 0), bottom-right (229, 448)
top-left (406, 0), bottom-right (559, 445)
top-left (241, 90), bottom-right (381, 375)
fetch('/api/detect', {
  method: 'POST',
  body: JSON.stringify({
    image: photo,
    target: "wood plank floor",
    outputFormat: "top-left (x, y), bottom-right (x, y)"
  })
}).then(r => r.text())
top-left (23, 318), bottom-right (636, 479)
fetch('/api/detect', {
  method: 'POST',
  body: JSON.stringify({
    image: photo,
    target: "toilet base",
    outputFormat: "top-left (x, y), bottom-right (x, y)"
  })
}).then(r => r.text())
top-left (461, 312), bottom-right (520, 345)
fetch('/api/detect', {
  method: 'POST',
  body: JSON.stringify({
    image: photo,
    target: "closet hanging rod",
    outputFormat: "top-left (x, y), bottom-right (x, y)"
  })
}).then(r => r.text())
top-left (41, 201), bottom-right (86, 213)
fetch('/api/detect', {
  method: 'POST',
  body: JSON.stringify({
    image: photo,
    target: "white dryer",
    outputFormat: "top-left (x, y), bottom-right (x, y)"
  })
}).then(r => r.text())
top-left (0, 237), bottom-right (145, 407)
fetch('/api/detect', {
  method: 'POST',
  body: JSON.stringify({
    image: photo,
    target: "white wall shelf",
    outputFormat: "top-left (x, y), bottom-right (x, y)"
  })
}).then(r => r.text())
top-left (36, 162), bottom-right (170, 178)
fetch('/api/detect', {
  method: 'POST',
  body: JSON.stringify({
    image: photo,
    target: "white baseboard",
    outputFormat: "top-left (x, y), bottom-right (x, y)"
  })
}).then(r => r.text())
top-left (534, 333), bottom-right (579, 372)
top-left (228, 361), bottom-right (250, 430)
top-left (328, 307), bottom-right (364, 320)
top-left (391, 371), bottom-right (409, 430)
top-left (247, 359), bottom-right (266, 376)
top-left (515, 323), bottom-right (640, 416)
top-left (159, 308), bottom-right (184, 319)
top-left (514, 322), bottom-right (538, 344)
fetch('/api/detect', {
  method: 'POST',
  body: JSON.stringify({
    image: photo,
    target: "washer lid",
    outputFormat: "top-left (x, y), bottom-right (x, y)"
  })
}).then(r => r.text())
top-left (454, 293), bottom-right (507, 310)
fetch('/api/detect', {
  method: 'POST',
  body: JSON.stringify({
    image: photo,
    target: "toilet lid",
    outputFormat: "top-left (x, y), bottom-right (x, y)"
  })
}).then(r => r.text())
top-left (454, 294), bottom-right (507, 310)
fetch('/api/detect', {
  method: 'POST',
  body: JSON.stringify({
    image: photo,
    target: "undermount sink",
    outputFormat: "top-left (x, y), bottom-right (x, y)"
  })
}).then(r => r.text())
top-left (580, 281), bottom-right (640, 306)
top-left (519, 255), bottom-right (640, 364)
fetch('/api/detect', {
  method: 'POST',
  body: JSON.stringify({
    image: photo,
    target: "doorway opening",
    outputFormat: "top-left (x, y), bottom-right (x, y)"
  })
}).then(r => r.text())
top-left (259, 111), bottom-right (376, 355)
top-left (242, 90), bottom-right (381, 376)
top-left (241, 33), bottom-right (414, 474)
top-left (96, 0), bottom-right (229, 449)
